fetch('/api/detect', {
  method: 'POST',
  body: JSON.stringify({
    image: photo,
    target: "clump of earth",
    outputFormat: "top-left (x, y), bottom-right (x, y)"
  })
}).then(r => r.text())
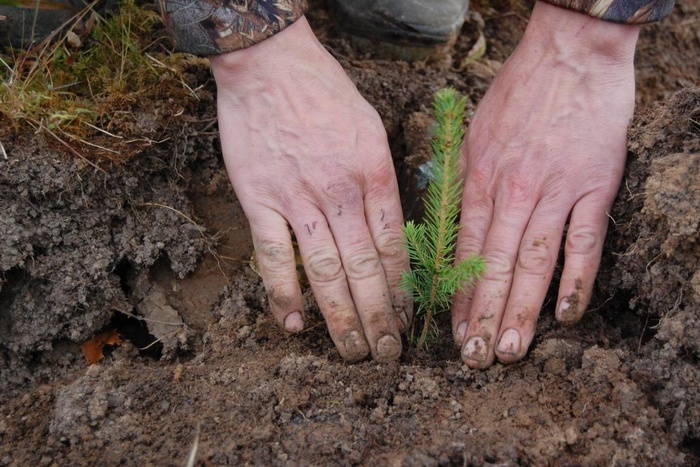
top-left (1, 0), bottom-right (698, 464)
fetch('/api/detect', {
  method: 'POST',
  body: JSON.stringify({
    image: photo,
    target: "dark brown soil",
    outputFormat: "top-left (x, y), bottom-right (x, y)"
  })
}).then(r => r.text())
top-left (1, 0), bottom-right (699, 465)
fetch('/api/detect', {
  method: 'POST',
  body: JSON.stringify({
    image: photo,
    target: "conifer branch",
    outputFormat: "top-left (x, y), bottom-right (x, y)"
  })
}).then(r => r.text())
top-left (401, 88), bottom-right (486, 349)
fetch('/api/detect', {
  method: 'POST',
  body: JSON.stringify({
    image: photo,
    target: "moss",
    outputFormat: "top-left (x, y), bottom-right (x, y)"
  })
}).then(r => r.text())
top-left (0, 0), bottom-right (203, 162)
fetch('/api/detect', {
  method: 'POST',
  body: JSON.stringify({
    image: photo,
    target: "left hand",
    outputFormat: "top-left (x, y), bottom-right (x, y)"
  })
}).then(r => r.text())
top-left (452, 2), bottom-right (641, 368)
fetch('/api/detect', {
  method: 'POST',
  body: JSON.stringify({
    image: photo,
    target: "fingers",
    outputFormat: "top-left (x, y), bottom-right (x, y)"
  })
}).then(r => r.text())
top-left (494, 204), bottom-right (566, 363)
top-left (289, 212), bottom-right (371, 363)
top-left (459, 197), bottom-right (532, 368)
top-left (364, 176), bottom-right (412, 333)
top-left (455, 189), bottom-right (611, 368)
top-left (249, 214), bottom-right (305, 333)
top-left (451, 170), bottom-right (494, 345)
top-left (557, 193), bottom-right (611, 326)
top-left (252, 196), bottom-right (402, 363)
top-left (322, 181), bottom-right (403, 362)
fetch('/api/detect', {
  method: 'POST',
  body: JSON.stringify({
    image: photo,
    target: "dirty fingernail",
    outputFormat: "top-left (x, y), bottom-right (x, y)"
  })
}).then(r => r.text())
top-left (344, 331), bottom-right (369, 362)
top-left (284, 312), bottom-right (304, 333)
top-left (456, 321), bottom-right (468, 344)
top-left (557, 296), bottom-right (581, 325)
top-left (497, 329), bottom-right (521, 355)
top-left (462, 336), bottom-right (487, 362)
top-left (376, 335), bottom-right (401, 362)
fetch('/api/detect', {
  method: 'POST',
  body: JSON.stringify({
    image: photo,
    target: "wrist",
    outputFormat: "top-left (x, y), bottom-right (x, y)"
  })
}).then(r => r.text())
top-left (525, 2), bottom-right (640, 67)
top-left (209, 16), bottom-right (323, 88)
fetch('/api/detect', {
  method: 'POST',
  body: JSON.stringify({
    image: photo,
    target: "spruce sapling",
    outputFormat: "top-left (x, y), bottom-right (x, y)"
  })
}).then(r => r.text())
top-left (402, 88), bottom-right (486, 349)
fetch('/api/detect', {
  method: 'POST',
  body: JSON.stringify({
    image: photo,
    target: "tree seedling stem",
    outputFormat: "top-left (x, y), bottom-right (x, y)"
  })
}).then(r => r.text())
top-left (402, 87), bottom-right (486, 349)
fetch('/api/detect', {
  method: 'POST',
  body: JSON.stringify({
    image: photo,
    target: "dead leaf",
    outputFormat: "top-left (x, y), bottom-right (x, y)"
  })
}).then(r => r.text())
top-left (459, 32), bottom-right (487, 71)
top-left (66, 30), bottom-right (81, 48)
top-left (81, 330), bottom-right (122, 365)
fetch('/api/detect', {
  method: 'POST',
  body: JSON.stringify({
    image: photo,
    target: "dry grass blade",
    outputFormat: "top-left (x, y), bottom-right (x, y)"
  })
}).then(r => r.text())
top-left (185, 423), bottom-right (201, 467)
top-left (134, 202), bottom-right (228, 277)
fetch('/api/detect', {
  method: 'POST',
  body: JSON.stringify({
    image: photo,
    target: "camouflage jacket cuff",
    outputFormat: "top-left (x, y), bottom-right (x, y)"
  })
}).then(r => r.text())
top-left (539, 0), bottom-right (674, 23)
top-left (161, 0), bottom-right (307, 56)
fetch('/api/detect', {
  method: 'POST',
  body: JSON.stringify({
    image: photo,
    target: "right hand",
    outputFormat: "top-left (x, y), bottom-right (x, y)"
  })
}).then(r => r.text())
top-left (209, 17), bottom-right (410, 362)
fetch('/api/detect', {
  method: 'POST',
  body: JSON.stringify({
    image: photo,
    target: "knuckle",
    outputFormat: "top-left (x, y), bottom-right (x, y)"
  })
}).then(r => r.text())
top-left (483, 250), bottom-right (515, 280)
top-left (455, 238), bottom-right (482, 261)
top-left (366, 168), bottom-right (395, 194)
top-left (305, 249), bottom-right (344, 283)
top-left (374, 230), bottom-right (405, 259)
top-left (466, 166), bottom-right (492, 190)
top-left (517, 240), bottom-right (553, 274)
top-left (255, 241), bottom-right (295, 273)
top-left (323, 177), bottom-right (362, 206)
top-left (566, 227), bottom-right (600, 255)
top-left (345, 249), bottom-right (383, 281)
top-left (502, 171), bottom-right (536, 205)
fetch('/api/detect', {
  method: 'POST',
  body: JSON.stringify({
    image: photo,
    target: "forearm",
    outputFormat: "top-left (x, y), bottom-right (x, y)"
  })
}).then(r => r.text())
top-left (160, 0), bottom-right (307, 56)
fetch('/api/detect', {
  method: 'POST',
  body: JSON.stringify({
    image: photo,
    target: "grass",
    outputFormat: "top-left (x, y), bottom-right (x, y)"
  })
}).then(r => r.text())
top-left (0, 0), bottom-right (203, 163)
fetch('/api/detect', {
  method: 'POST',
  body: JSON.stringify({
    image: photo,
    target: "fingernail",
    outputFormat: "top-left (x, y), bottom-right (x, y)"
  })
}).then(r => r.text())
top-left (557, 296), bottom-right (580, 325)
top-left (557, 297), bottom-right (570, 319)
top-left (497, 329), bottom-right (521, 355)
top-left (376, 335), bottom-right (401, 362)
top-left (284, 312), bottom-right (304, 333)
top-left (344, 331), bottom-right (368, 361)
top-left (456, 321), bottom-right (468, 344)
top-left (462, 336), bottom-right (487, 362)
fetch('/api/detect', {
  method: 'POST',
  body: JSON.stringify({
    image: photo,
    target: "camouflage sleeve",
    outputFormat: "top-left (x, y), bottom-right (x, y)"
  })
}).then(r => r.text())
top-left (160, 0), bottom-right (307, 56)
top-left (540, 0), bottom-right (674, 23)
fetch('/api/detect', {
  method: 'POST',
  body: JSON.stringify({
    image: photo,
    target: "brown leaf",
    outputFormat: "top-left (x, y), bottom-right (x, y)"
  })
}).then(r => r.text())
top-left (81, 330), bottom-right (122, 365)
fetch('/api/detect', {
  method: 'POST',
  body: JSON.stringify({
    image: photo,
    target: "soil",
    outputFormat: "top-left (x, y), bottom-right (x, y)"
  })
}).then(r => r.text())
top-left (1, 0), bottom-right (699, 465)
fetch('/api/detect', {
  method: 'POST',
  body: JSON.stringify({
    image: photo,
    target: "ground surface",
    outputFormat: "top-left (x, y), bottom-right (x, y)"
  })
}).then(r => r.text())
top-left (1, 0), bottom-right (699, 465)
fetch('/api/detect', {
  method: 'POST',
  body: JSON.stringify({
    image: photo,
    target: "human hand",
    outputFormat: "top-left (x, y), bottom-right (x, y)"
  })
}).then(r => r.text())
top-left (209, 17), bottom-right (409, 362)
top-left (452, 1), bottom-right (641, 368)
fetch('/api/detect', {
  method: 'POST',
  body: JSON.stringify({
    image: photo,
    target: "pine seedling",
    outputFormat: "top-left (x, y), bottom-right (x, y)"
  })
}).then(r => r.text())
top-left (402, 88), bottom-right (486, 349)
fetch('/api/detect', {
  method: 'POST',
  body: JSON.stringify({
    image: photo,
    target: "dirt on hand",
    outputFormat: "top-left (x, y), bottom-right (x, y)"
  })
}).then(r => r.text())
top-left (1, 0), bottom-right (699, 465)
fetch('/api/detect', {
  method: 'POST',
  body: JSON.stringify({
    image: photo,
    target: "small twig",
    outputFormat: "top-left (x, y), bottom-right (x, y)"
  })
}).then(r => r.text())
top-left (57, 126), bottom-right (120, 154)
top-left (298, 321), bottom-right (325, 334)
top-left (605, 211), bottom-right (618, 228)
top-left (690, 117), bottom-right (700, 130)
top-left (135, 202), bottom-right (205, 235)
top-left (40, 123), bottom-right (107, 173)
top-left (185, 423), bottom-right (200, 467)
top-left (645, 251), bottom-right (664, 275)
top-left (139, 328), bottom-right (182, 351)
top-left (145, 52), bottom-right (200, 100)
top-left (625, 179), bottom-right (645, 200)
top-left (123, 137), bottom-right (169, 144)
top-left (115, 307), bottom-right (185, 326)
top-left (82, 121), bottom-right (124, 139)
top-left (134, 202), bottom-right (226, 276)
top-left (0, 139), bottom-right (7, 159)
top-left (0, 56), bottom-right (14, 82)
